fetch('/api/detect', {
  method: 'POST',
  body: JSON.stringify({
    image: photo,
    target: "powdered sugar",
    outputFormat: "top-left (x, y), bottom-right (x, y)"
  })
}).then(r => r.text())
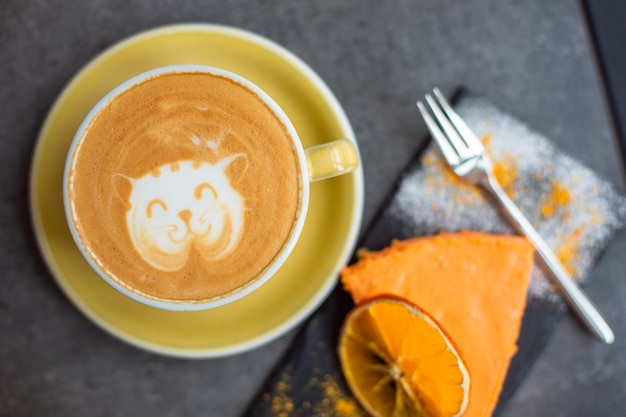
top-left (390, 96), bottom-right (626, 302)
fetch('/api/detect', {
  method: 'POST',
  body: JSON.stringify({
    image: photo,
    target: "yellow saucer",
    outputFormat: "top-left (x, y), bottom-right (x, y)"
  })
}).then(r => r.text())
top-left (29, 24), bottom-right (364, 357)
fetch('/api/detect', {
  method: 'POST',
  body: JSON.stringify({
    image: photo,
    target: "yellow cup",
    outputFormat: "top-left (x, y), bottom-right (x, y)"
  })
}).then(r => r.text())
top-left (63, 65), bottom-right (359, 311)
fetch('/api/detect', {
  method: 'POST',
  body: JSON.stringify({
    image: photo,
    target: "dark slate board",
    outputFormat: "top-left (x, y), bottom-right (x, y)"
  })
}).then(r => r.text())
top-left (242, 135), bottom-right (565, 417)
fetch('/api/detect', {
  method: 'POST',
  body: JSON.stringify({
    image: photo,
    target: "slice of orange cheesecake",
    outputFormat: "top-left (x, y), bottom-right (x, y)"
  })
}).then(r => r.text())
top-left (341, 231), bottom-right (535, 417)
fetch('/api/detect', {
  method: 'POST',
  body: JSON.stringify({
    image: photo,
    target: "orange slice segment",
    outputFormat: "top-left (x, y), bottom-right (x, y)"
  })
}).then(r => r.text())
top-left (338, 296), bottom-right (470, 417)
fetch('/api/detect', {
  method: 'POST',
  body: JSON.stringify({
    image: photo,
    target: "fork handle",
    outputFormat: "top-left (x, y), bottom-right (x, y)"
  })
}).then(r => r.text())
top-left (481, 177), bottom-right (615, 344)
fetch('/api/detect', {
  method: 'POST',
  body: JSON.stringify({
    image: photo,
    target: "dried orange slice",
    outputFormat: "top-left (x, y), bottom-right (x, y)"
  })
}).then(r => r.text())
top-left (338, 296), bottom-right (470, 417)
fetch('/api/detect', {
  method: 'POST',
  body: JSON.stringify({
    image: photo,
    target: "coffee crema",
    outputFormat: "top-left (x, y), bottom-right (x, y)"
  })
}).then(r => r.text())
top-left (67, 71), bottom-right (302, 302)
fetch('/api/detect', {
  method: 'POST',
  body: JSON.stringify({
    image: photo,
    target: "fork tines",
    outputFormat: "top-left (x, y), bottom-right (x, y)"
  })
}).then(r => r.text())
top-left (416, 88), bottom-right (485, 166)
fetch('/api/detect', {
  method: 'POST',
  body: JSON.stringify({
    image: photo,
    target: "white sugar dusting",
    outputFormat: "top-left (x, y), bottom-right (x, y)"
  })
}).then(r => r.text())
top-left (391, 96), bottom-right (626, 303)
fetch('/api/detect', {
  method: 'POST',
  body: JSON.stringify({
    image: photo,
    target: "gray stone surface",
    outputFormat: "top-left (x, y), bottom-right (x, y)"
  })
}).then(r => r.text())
top-left (1, 0), bottom-right (625, 416)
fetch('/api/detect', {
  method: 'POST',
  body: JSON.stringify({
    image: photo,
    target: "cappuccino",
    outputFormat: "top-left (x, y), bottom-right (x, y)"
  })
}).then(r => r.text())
top-left (66, 70), bottom-right (302, 303)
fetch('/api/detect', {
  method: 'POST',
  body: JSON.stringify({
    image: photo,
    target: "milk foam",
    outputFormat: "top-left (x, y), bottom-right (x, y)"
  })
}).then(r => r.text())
top-left (124, 157), bottom-right (246, 271)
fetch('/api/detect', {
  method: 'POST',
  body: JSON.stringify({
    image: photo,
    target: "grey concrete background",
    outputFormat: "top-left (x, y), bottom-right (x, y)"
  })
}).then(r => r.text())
top-left (2, 0), bottom-right (625, 416)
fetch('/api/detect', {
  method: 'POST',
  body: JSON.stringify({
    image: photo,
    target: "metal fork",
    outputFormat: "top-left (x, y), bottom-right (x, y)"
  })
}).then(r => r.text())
top-left (417, 88), bottom-right (614, 344)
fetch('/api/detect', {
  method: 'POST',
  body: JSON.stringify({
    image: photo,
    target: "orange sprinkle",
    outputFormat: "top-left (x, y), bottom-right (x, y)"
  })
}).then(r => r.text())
top-left (260, 371), bottom-right (362, 416)
top-left (481, 133), bottom-right (493, 147)
top-left (483, 134), bottom-right (518, 198)
top-left (589, 208), bottom-right (603, 225)
top-left (492, 155), bottom-right (518, 198)
top-left (555, 226), bottom-right (585, 276)
top-left (317, 375), bottom-right (361, 416)
top-left (540, 180), bottom-right (571, 218)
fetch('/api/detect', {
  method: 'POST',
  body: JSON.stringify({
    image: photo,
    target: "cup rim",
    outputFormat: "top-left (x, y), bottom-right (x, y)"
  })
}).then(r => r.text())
top-left (63, 64), bottom-right (311, 311)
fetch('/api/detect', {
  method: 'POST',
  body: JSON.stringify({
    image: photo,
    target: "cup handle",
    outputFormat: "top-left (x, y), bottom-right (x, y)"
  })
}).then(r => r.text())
top-left (304, 138), bottom-right (359, 182)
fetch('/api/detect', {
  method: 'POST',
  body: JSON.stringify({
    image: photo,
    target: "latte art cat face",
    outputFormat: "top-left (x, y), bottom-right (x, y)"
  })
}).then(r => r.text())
top-left (123, 155), bottom-right (246, 271)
